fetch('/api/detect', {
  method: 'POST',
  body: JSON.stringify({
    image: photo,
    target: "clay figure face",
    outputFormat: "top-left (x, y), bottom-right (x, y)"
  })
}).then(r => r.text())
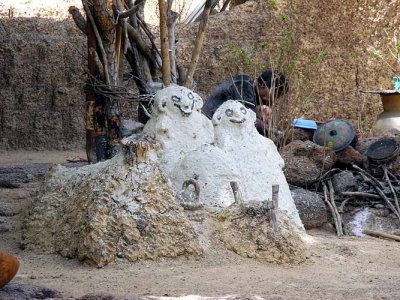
top-left (153, 86), bottom-right (203, 117)
top-left (212, 100), bottom-right (256, 127)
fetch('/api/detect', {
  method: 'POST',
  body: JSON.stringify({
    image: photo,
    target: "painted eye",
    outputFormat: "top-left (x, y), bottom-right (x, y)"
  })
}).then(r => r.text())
top-left (240, 107), bottom-right (247, 114)
top-left (188, 92), bottom-right (194, 100)
top-left (225, 109), bottom-right (233, 117)
top-left (172, 96), bottom-right (181, 103)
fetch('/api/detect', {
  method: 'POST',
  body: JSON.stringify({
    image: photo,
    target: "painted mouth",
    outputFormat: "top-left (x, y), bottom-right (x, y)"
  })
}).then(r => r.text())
top-left (174, 104), bottom-right (193, 117)
top-left (229, 118), bottom-right (246, 124)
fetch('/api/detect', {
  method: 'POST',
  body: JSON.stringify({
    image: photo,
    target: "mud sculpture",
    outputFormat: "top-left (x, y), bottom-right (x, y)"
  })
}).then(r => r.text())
top-left (143, 85), bottom-right (214, 177)
top-left (23, 134), bottom-right (201, 267)
top-left (212, 100), bottom-right (303, 229)
top-left (23, 88), bottom-right (306, 266)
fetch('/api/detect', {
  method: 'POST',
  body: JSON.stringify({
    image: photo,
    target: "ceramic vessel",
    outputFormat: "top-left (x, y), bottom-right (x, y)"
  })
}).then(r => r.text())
top-left (372, 93), bottom-right (400, 136)
top-left (0, 252), bottom-right (20, 288)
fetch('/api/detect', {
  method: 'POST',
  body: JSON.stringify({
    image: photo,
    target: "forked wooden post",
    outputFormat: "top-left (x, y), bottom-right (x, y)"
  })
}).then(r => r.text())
top-left (271, 184), bottom-right (279, 231)
top-left (272, 185), bottom-right (279, 209)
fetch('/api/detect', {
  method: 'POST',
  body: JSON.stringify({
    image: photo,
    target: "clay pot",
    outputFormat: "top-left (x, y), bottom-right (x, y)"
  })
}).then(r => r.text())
top-left (0, 252), bottom-right (20, 288)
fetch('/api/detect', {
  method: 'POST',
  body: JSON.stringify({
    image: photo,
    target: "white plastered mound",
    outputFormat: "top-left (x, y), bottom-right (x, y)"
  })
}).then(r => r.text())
top-left (143, 85), bottom-right (214, 177)
top-left (170, 143), bottom-right (241, 209)
top-left (212, 100), bottom-right (304, 229)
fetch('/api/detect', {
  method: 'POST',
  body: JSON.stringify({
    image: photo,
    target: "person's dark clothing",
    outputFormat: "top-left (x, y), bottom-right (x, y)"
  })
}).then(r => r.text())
top-left (202, 75), bottom-right (257, 119)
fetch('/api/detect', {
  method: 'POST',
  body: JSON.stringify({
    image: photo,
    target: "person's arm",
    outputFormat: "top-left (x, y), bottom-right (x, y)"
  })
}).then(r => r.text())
top-left (255, 105), bottom-right (272, 131)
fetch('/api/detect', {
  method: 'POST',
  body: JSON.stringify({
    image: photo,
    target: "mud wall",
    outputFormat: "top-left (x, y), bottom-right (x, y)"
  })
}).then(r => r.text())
top-left (1, 0), bottom-right (400, 150)
top-left (177, 0), bottom-right (399, 134)
top-left (0, 18), bottom-right (86, 150)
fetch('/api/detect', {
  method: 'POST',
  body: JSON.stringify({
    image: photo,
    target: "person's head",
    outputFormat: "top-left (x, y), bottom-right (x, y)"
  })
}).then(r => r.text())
top-left (254, 70), bottom-right (288, 105)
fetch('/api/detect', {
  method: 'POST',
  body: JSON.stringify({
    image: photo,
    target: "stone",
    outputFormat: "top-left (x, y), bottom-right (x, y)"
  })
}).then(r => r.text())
top-left (284, 128), bottom-right (314, 145)
top-left (0, 167), bottom-right (28, 189)
top-left (143, 85), bottom-right (214, 177)
top-left (354, 137), bottom-right (379, 155)
top-left (0, 203), bottom-right (19, 217)
top-left (212, 101), bottom-right (303, 229)
top-left (217, 201), bottom-right (308, 264)
top-left (0, 217), bottom-right (12, 233)
top-left (335, 146), bottom-right (364, 166)
top-left (23, 135), bottom-right (201, 267)
top-left (0, 164), bottom-right (51, 188)
top-left (280, 140), bottom-right (336, 187)
top-left (0, 283), bottom-right (62, 300)
top-left (331, 171), bottom-right (358, 194)
top-left (291, 188), bottom-right (328, 229)
top-left (382, 128), bottom-right (400, 144)
top-left (79, 292), bottom-right (116, 300)
top-left (121, 119), bottom-right (144, 137)
top-left (343, 207), bottom-right (400, 236)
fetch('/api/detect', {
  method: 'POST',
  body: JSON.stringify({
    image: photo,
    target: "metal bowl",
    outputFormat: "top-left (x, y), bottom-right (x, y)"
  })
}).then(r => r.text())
top-left (366, 138), bottom-right (400, 162)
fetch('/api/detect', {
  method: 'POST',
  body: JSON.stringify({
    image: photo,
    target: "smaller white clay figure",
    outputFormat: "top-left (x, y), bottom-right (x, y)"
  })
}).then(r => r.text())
top-left (212, 100), bottom-right (303, 228)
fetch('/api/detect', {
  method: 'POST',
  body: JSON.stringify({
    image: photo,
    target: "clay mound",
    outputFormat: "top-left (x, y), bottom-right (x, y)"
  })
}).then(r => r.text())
top-left (217, 202), bottom-right (308, 264)
top-left (22, 137), bottom-right (202, 267)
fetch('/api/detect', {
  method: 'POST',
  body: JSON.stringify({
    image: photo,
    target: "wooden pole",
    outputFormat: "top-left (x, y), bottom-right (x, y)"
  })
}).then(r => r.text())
top-left (158, 0), bottom-right (171, 86)
top-left (184, 0), bottom-right (212, 88)
top-left (364, 229), bottom-right (400, 242)
top-left (85, 4), bottom-right (98, 163)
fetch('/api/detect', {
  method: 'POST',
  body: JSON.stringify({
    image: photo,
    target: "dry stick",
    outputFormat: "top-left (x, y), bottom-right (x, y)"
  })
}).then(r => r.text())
top-left (341, 191), bottom-right (381, 199)
top-left (328, 180), bottom-right (343, 236)
top-left (118, 0), bottom-right (144, 18)
top-left (352, 164), bottom-right (384, 189)
top-left (158, 0), bottom-right (171, 86)
top-left (135, 15), bottom-right (163, 69)
top-left (125, 23), bottom-right (154, 62)
top-left (220, 0), bottom-right (231, 12)
top-left (68, 6), bottom-right (87, 34)
top-left (338, 198), bottom-right (350, 213)
top-left (322, 182), bottom-right (341, 236)
top-left (167, 1), bottom-right (178, 83)
top-left (318, 168), bottom-right (341, 182)
top-left (184, 0), bottom-right (213, 88)
top-left (384, 166), bottom-right (400, 216)
top-left (364, 229), bottom-right (400, 242)
top-left (386, 169), bottom-right (400, 184)
top-left (359, 172), bottom-right (400, 221)
top-left (83, 0), bottom-right (111, 86)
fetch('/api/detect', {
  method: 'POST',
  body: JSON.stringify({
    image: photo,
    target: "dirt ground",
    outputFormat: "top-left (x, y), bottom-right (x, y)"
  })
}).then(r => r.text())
top-left (1, 151), bottom-right (400, 300)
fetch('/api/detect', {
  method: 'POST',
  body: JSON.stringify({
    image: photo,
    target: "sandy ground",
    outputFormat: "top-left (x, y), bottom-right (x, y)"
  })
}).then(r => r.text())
top-left (1, 151), bottom-right (400, 299)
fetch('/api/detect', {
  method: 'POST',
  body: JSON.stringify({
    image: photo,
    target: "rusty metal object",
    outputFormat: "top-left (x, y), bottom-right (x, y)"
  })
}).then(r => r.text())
top-left (0, 252), bottom-right (20, 288)
top-left (177, 179), bottom-right (203, 210)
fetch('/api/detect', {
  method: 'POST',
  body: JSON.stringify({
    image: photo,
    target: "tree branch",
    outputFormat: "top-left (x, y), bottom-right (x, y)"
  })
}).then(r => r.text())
top-left (82, 0), bottom-right (111, 85)
top-left (184, 0), bottom-right (212, 88)
top-left (68, 6), bottom-right (87, 34)
top-left (159, 0), bottom-right (171, 85)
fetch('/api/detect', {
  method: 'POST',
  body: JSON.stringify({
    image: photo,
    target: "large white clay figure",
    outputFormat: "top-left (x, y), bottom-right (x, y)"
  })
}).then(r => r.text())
top-left (170, 143), bottom-right (241, 209)
top-left (212, 100), bottom-right (303, 229)
top-left (143, 85), bottom-right (214, 177)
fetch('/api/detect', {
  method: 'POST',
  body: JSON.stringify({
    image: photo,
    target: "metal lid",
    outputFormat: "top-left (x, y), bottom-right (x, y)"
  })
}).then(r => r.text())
top-left (313, 119), bottom-right (355, 152)
top-left (366, 138), bottom-right (399, 162)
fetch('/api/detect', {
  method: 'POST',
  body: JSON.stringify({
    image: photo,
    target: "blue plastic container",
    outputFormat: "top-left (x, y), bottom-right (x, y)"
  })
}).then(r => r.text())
top-left (393, 76), bottom-right (400, 91)
top-left (292, 118), bottom-right (318, 130)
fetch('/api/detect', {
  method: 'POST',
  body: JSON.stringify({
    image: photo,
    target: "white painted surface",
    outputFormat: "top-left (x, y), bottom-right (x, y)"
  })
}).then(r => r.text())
top-left (212, 100), bottom-right (303, 228)
top-left (143, 85), bottom-right (214, 177)
top-left (348, 207), bottom-right (370, 237)
top-left (171, 143), bottom-right (241, 209)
